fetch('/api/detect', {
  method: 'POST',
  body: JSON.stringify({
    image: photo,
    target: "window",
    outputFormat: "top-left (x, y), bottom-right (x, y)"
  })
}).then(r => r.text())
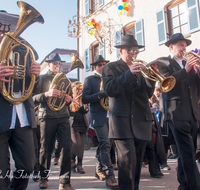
top-left (156, 0), bottom-right (200, 45)
top-left (85, 0), bottom-right (104, 15)
top-left (91, 42), bottom-right (105, 71)
top-left (168, 0), bottom-right (189, 35)
top-left (115, 30), bottom-right (122, 59)
top-left (85, 48), bottom-right (90, 72)
top-left (123, 20), bottom-right (145, 51)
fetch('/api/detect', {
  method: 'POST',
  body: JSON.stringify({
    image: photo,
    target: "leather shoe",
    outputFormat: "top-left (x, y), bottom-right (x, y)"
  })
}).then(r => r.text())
top-left (95, 171), bottom-right (106, 181)
top-left (59, 184), bottom-right (75, 190)
top-left (160, 164), bottom-right (171, 170)
top-left (151, 173), bottom-right (164, 178)
top-left (39, 179), bottom-right (48, 189)
top-left (106, 177), bottom-right (118, 189)
top-left (113, 164), bottom-right (118, 171)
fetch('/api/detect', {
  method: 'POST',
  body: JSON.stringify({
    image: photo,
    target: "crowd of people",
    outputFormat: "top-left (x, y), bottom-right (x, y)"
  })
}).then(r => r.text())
top-left (0, 32), bottom-right (200, 190)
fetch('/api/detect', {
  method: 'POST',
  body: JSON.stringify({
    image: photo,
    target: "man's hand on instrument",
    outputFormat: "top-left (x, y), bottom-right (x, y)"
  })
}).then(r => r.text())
top-left (150, 64), bottom-right (159, 75)
top-left (44, 85), bottom-right (61, 98)
top-left (130, 63), bottom-right (142, 75)
top-left (0, 60), bottom-right (13, 82)
top-left (65, 94), bottom-right (72, 103)
top-left (185, 55), bottom-right (198, 73)
top-left (30, 62), bottom-right (41, 77)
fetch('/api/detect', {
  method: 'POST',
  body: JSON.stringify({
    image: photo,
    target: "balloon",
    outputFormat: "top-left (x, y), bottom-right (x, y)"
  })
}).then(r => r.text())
top-left (118, 5), bottom-right (123, 10)
top-left (96, 23), bottom-right (99, 27)
top-left (88, 22), bottom-right (92, 26)
top-left (123, 7), bottom-right (129, 11)
top-left (122, 0), bottom-right (126, 2)
top-left (98, 21), bottom-right (101, 26)
top-left (122, 10), bottom-right (126, 15)
top-left (123, 2), bottom-right (127, 7)
top-left (89, 30), bottom-right (94, 35)
top-left (119, 10), bottom-right (123, 15)
top-left (91, 18), bottom-right (95, 23)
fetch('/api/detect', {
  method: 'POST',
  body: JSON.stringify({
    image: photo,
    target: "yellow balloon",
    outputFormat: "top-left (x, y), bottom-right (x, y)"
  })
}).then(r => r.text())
top-left (120, 10), bottom-right (123, 15)
top-left (88, 22), bottom-right (92, 26)
top-left (89, 30), bottom-right (94, 35)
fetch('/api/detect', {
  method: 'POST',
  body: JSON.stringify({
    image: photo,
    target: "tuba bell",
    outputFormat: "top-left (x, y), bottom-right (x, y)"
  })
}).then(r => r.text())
top-left (0, 1), bottom-right (44, 104)
top-left (47, 53), bottom-right (84, 111)
top-left (132, 59), bottom-right (176, 92)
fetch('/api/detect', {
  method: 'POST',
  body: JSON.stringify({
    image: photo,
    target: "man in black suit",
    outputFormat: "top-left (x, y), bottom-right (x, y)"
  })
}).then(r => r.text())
top-left (158, 33), bottom-right (200, 190)
top-left (82, 55), bottom-right (118, 190)
top-left (0, 47), bottom-right (41, 190)
top-left (102, 35), bottom-right (156, 190)
top-left (33, 53), bottom-right (74, 190)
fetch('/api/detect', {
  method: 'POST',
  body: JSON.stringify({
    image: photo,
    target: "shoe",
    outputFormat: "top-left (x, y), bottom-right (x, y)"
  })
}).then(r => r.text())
top-left (95, 171), bottom-right (106, 181)
top-left (32, 171), bottom-right (40, 182)
top-left (54, 157), bottom-right (59, 165)
top-left (160, 164), bottom-right (171, 170)
top-left (77, 163), bottom-right (85, 174)
top-left (59, 183), bottom-right (75, 190)
top-left (106, 177), bottom-right (118, 189)
top-left (39, 179), bottom-right (48, 189)
top-left (71, 160), bottom-right (77, 173)
top-left (113, 164), bottom-right (118, 171)
top-left (168, 154), bottom-right (178, 159)
top-left (151, 173), bottom-right (164, 178)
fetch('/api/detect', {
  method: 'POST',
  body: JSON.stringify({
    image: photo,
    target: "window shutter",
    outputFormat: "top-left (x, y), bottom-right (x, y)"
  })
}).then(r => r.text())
top-left (115, 30), bottom-right (122, 59)
top-left (85, 48), bottom-right (90, 72)
top-left (135, 19), bottom-right (145, 51)
top-left (85, 0), bottom-right (89, 16)
top-left (99, 43), bottom-right (105, 57)
top-left (156, 8), bottom-right (168, 45)
top-left (98, 0), bottom-right (104, 8)
top-left (186, 0), bottom-right (200, 33)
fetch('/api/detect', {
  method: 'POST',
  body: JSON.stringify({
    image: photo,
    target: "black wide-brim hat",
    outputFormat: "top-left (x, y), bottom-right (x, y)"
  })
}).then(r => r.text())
top-left (165, 33), bottom-right (192, 47)
top-left (115, 35), bottom-right (144, 49)
top-left (90, 55), bottom-right (109, 65)
top-left (45, 53), bottom-right (64, 62)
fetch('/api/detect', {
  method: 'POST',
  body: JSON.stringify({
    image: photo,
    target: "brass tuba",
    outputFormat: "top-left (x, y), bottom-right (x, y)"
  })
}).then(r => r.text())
top-left (132, 59), bottom-right (176, 92)
top-left (0, 1), bottom-right (44, 104)
top-left (47, 53), bottom-right (84, 111)
top-left (99, 81), bottom-right (109, 111)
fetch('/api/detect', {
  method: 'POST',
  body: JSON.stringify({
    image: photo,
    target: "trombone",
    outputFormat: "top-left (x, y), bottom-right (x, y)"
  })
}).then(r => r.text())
top-left (132, 59), bottom-right (176, 92)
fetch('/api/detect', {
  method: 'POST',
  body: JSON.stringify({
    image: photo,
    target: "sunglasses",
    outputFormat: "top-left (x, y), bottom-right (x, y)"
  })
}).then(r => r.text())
top-left (52, 61), bottom-right (60, 65)
top-left (126, 48), bottom-right (139, 55)
top-left (97, 63), bottom-right (106, 67)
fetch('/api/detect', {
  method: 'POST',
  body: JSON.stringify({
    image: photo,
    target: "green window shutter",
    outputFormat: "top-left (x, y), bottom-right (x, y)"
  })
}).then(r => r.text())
top-left (186, 0), bottom-right (200, 33)
top-left (135, 19), bottom-right (145, 51)
top-left (156, 8), bottom-right (168, 45)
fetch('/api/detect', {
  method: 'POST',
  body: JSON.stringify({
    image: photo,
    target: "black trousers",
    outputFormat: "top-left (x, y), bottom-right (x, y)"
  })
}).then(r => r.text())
top-left (0, 126), bottom-right (35, 190)
top-left (168, 119), bottom-right (200, 190)
top-left (39, 117), bottom-right (71, 184)
top-left (115, 138), bottom-right (146, 190)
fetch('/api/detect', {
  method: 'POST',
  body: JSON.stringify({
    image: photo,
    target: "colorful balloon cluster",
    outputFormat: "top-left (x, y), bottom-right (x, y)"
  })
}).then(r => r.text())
top-left (87, 19), bottom-right (101, 36)
top-left (118, 0), bottom-right (129, 15)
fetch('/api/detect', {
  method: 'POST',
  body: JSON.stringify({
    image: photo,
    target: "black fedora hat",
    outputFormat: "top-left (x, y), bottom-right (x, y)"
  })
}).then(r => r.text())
top-left (165, 33), bottom-right (191, 47)
top-left (115, 35), bottom-right (144, 49)
top-left (45, 53), bottom-right (64, 63)
top-left (90, 55), bottom-right (109, 65)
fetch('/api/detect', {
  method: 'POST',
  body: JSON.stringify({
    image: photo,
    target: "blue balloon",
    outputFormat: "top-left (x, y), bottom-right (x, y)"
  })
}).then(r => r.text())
top-left (118, 5), bottom-right (123, 10)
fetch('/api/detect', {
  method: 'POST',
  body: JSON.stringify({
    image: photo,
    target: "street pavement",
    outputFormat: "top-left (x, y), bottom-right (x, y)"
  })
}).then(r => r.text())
top-left (10, 147), bottom-right (200, 190)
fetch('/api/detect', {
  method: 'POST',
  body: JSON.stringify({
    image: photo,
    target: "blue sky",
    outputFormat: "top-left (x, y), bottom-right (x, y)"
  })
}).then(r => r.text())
top-left (1, 0), bottom-right (78, 64)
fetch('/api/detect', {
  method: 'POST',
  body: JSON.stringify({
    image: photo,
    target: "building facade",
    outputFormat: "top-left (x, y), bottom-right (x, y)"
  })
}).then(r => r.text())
top-left (78, 0), bottom-right (200, 82)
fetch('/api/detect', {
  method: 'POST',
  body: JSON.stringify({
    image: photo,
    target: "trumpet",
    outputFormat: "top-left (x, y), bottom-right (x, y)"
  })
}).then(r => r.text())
top-left (183, 51), bottom-right (200, 66)
top-left (132, 59), bottom-right (176, 92)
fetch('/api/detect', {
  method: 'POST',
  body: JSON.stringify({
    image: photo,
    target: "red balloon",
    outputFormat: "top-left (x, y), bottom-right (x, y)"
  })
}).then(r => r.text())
top-left (122, 0), bottom-right (126, 2)
top-left (91, 19), bottom-right (95, 23)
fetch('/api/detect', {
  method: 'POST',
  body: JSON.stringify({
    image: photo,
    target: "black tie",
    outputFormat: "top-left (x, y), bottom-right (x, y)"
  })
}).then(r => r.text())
top-left (182, 60), bottom-right (186, 68)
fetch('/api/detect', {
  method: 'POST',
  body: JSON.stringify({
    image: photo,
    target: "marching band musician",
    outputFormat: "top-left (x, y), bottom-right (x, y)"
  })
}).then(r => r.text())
top-left (0, 47), bottom-right (41, 190)
top-left (33, 53), bottom-right (74, 190)
top-left (82, 55), bottom-right (118, 190)
top-left (70, 81), bottom-right (89, 174)
top-left (157, 33), bottom-right (200, 190)
top-left (102, 35), bottom-right (156, 190)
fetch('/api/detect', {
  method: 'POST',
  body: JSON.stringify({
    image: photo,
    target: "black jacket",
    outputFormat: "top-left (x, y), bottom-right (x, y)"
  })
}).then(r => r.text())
top-left (102, 59), bottom-right (155, 140)
top-left (82, 74), bottom-right (107, 127)
top-left (33, 70), bottom-right (70, 119)
top-left (158, 56), bottom-right (200, 122)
